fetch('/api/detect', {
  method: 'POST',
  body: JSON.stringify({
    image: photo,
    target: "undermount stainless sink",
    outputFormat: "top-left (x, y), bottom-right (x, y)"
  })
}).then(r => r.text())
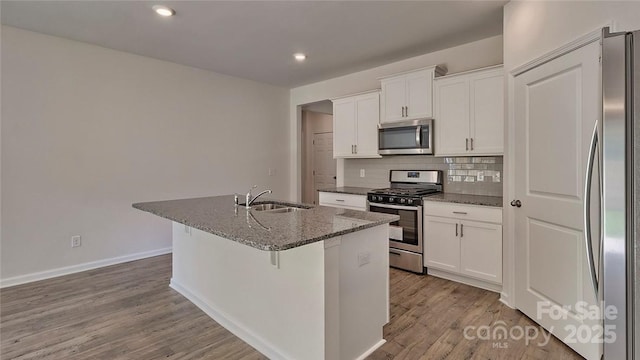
top-left (251, 202), bottom-right (311, 212)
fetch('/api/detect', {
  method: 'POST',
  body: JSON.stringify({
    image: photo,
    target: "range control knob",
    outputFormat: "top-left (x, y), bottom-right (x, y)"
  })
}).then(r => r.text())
top-left (400, 198), bottom-right (406, 204)
top-left (388, 197), bottom-right (394, 203)
top-left (407, 199), bottom-right (414, 205)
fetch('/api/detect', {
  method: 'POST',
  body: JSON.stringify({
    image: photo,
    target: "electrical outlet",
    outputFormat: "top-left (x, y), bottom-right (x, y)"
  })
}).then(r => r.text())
top-left (357, 252), bottom-right (371, 267)
top-left (71, 235), bottom-right (82, 248)
top-left (360, 169), bottom-right (365, 177)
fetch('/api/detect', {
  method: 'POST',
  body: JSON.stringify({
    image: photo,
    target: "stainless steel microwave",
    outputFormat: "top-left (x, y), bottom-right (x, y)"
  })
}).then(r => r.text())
top-left (378, 119), bottom-right (433, 155)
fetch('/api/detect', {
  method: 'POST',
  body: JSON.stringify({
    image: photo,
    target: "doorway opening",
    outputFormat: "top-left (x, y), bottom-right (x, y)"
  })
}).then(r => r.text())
top-left (301, 100), bottom-right (335, 205)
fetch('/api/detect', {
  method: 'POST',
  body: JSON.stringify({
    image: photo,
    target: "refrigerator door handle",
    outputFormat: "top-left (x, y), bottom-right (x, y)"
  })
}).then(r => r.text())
top-left (584, 120), bottom-right (600, 297)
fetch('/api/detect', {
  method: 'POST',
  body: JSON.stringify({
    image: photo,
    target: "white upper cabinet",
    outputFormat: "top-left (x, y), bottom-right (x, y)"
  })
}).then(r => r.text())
top-left (380, 66), bottom-right (446, 124)
top-left (434, 65), bottom-right (504, 156)
top-left (331, 90), bottom-right (381, 159)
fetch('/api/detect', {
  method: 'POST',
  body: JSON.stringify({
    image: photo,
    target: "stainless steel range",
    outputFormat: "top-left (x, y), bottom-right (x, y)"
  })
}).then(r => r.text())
top-left (367, 170), bottom-right (442, 273)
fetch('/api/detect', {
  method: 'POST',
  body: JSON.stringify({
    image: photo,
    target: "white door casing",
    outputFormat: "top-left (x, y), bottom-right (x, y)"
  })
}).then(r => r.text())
top-left (513, 40), bottom-right (601, 360)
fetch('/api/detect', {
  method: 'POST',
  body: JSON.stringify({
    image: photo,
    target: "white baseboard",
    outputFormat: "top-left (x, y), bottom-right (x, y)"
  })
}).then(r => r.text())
top-left (427, 268), bottom-right (502, 293)
top-left (169, 279), bottom-right (292, 360)
top-left (0, 247), bottom-right (172, 288)
top-left (355, 339), bottom-right (386, 360)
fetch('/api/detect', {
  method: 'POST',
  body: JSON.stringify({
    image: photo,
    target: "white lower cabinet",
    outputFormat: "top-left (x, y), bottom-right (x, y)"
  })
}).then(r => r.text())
top-left (424, 202), bottom-right (502, 291)
top-left (318, 192), bottom-right (367, 211)
top-left (458, 220), bottom-right (502, 284)
top-left (423, 216), bottom-right (460, 272)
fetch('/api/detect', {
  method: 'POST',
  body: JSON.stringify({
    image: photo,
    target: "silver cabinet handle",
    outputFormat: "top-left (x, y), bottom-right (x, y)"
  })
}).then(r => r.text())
top-left (583, 120), bottom-right (599, 297)
top-left (470, 138), bottom-right (474, 151)
top-left (453, 211), bottom-right (468, 215)
top-left (460, 224), bottom-right (464, 238)
top-left (389, 251), bottom-right (402, 256)
top-left (455, 223), bottom-right (458, 237)
top-left (465, 138), bottom-right (469, 151)
top-left (335, 199), bottom-right (345, 202)
top-left (405, 106), bottom-right (408, 117)
top-left (354, 144), bottom-right (357, 154)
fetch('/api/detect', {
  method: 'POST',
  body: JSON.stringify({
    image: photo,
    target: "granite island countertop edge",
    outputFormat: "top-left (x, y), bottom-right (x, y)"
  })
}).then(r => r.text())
top-left (132, 196), bottom-right (399, 251)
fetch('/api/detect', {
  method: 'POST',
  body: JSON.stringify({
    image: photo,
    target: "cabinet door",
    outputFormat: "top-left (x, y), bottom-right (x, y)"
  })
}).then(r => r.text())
top-left (470, 70), bottom-right (504, 155)
top-left (354, 92), bottom-right (380, 157)
top-left (406, 69), bottom-right (434, 120)
top-left (459, 220), bottom-right (502, 284)
top-left (381, 77), bottom-right (406, 123)
top-left (434, 77), bottom-right (470, 156)
top-left (332, 99), bottom-right (356, 158)
top-left (424, 216), bottom-right (460, 271)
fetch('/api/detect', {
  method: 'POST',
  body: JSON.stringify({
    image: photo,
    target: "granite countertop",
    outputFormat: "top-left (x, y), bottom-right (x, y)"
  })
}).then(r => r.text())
top-left (317, 186), bottom-right (373, 196)
top-left (423, 193), bottom-right (503, 207)
top-left (133, 195), bottom-right (398, 251)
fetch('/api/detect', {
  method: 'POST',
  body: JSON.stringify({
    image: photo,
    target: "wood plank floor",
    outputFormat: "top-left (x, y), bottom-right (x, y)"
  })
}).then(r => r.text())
top-left (1, 254), bottom-right (582, 359)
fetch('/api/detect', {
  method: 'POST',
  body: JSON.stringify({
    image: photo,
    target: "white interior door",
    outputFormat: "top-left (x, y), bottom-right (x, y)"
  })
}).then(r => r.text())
top-left (513, 40), bottom-right (601, 360)
top-left (313, 132), bottom-right (336, 205)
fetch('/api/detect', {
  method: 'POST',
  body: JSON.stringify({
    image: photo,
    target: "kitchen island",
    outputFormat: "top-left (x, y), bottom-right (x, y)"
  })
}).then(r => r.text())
top-left (133, 195), bottom-right (398, 360)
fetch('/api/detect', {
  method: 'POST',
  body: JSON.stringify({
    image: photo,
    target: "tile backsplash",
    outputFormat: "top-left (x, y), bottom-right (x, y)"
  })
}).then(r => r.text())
top-left (344, 155), bottom-right (503, 197)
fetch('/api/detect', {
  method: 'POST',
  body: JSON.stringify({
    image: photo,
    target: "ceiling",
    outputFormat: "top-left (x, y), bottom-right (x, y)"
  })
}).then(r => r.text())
top-left (1, 1), bottom-right (506, 88)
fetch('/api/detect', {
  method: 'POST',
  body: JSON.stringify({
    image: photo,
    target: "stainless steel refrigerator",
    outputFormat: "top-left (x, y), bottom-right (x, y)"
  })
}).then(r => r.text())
top-left (598, 27), bottom-right (639, 360)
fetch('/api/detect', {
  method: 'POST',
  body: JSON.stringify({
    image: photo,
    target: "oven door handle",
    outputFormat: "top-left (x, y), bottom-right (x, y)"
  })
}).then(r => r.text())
top-left (368, 202), bottom-right (419, 211)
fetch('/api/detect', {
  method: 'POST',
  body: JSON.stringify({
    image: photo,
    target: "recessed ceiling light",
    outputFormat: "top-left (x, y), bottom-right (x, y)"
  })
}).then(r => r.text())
top-left (153, 5), bottom-right (175, 17)
top-left (294, 53), bottom-right (307, 62)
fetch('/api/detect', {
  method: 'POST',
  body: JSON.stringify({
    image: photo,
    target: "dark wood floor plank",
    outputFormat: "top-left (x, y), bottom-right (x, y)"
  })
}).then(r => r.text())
top-left (1, 255), bottom-right (583, 360)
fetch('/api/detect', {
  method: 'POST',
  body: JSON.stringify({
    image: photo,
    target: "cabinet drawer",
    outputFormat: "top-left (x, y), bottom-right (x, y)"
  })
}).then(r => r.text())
top-left (423, 202), bottom-right (502, 224)
top-left (319, 192), bottom-right (367, 211)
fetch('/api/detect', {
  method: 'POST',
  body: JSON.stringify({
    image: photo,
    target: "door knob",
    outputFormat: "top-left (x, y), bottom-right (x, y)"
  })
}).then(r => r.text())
top-left (510, 200), bottom-right (522, 208)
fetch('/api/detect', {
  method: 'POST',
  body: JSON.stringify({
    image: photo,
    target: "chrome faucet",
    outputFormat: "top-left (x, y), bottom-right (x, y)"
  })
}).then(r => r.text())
top-left (245, 185), bottom-right (272, 208)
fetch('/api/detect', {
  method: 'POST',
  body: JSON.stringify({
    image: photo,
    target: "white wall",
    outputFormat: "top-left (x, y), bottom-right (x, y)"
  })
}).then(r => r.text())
top-left (504, 1), bottom-right (640, 72)
top-left (0, 26), bottom-right (290, 285)
top-left (501, 0), bottom-right (640, 307)
top-left (289, 35), bottom-right (504, 200)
